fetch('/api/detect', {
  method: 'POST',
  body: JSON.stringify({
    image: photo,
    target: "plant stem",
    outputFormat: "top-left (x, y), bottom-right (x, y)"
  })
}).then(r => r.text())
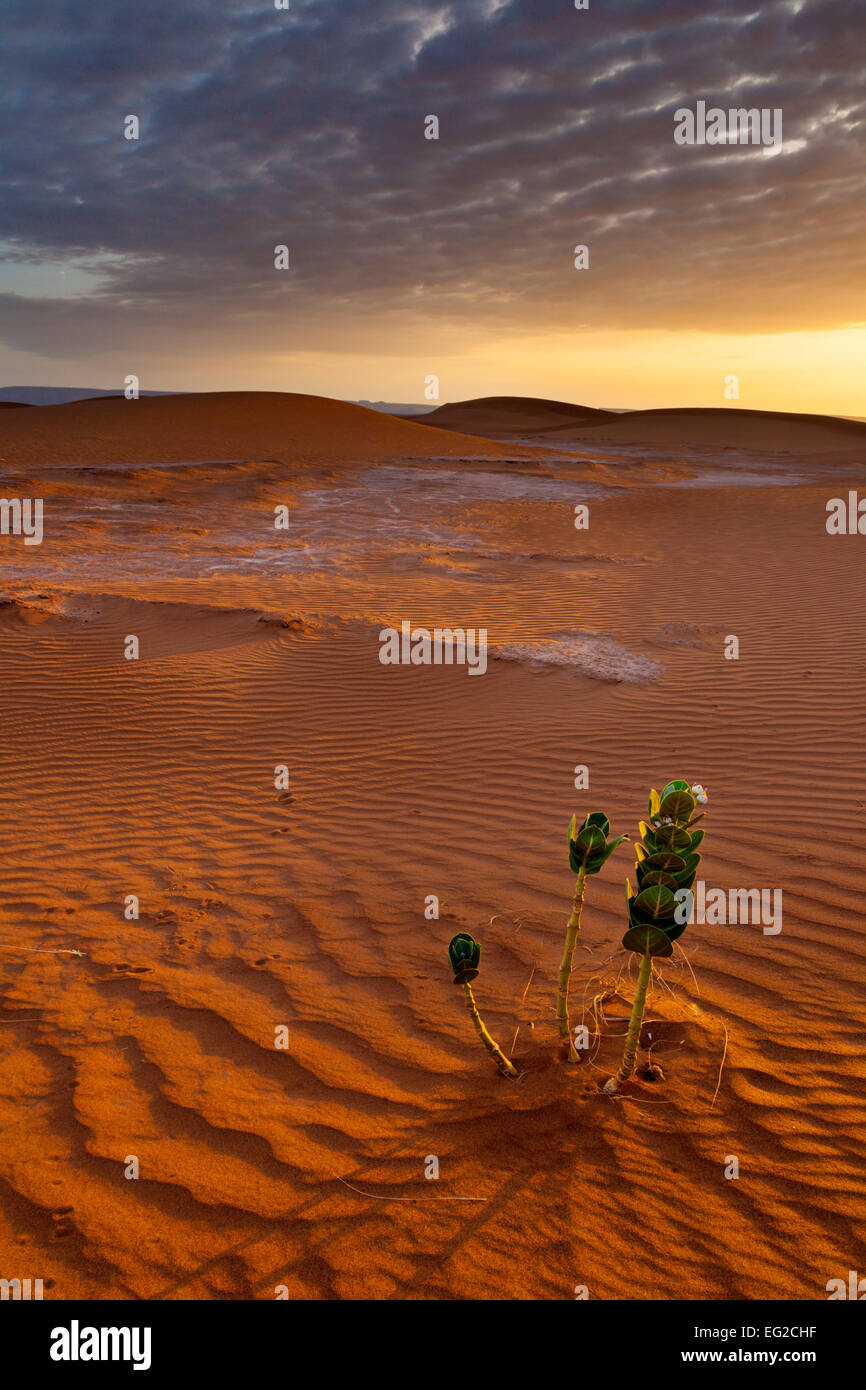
top-left (556, 868), bottom-right (587, 1062)
top-left (462, 982), bottom-right (519, 1078)
top-left (605, 950), bottom-right (653, 1093)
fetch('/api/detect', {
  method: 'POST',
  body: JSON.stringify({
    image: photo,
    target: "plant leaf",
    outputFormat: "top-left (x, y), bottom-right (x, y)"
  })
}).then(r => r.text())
top-left (632, 884), bottom-right (677, 922)
top-left (659, 788), bottom-right (696, 824)
top-left (622, 924), bottom-right (673, 958)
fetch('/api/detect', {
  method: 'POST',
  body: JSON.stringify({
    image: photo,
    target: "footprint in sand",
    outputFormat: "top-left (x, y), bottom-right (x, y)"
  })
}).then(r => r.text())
top-left (170, 924), bottom-right (201, 956)
top-left (50, 1206), bottom-right (76, 1240)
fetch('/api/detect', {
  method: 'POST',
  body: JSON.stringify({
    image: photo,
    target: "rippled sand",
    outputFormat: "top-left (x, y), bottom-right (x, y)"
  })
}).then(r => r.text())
top-left (0, 393), bottom-right (864, 1299)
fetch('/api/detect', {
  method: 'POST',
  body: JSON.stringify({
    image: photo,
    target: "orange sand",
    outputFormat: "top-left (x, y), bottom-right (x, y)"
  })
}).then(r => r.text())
top-left (0, 390), bottom-right (540, 470)
top-left (0, 392), bottom-right (864, 1300)
top-left (410, 397), bottom-right (866, 457)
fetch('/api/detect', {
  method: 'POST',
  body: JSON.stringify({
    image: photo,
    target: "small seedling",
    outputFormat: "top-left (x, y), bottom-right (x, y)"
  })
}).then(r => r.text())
top-left (604, 780), bottom-right (708, 1094)
top-left (448, 933), bottom-right (519, 1078)
top-left (556, 811), bottom-right (628, 1062)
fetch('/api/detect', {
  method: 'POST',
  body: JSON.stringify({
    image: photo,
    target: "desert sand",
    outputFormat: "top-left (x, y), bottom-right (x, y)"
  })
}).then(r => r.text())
top-left (410, 396), bottom-right (866, 458)
top-left (407, 395), bottom-right (614, 434)
top-left (0, 391), bottom-right (864, 1300)
top-left (0, 390), bottom-right (541, 470)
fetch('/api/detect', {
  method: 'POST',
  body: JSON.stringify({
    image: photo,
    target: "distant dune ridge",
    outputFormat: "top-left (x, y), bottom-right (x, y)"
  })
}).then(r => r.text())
top-left (404, 396), bottom-right (866, 454)
top-left (406, 395), bottom-right (615, 433)
top-left (0, 387), bottom-right (433, 413)
top-left (2, 388), bottom-right (863, 459)
top-left (0, 390), bottom-right (541, 468)
top-left (353, 400), bottom-right (436, 416)
top-left (0, 386), bottom-right (175, 406)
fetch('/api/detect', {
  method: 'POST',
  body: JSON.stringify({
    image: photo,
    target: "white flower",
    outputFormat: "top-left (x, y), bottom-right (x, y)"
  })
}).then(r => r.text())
top-left (691, 782), bottom-right (709, 804)
top-left (663, 816), bottom-right (673, 824)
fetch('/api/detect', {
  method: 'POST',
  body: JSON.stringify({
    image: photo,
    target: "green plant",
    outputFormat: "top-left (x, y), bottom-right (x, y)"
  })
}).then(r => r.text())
top-left (448, 933), bottom-right (519, 1079)
top-left (604, 780), bottom-right (708, 1094)
top-left (556, 811), bottom-right (628, 1063)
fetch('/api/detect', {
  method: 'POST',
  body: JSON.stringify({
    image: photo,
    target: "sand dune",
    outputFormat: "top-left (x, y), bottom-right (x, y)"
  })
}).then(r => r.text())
top-left (0, 390), bottom-right (540, 471)
top-left (407, 396), bottom-right (866, 456)
top-left (406, 395), bottom-right (613, 435)
top-left (548, 405), bottom-right (866, 455)
top-left (0, 397), bottom-right (864, 1301)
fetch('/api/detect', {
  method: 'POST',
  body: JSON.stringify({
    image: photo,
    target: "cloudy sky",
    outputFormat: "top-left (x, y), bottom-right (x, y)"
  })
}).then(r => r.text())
top-left (0, 0), bottom-right (863, 411)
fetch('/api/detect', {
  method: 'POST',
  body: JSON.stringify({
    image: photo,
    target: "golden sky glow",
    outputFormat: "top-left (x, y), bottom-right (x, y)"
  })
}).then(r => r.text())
top-left (1, 3), bottom-right (863, 417)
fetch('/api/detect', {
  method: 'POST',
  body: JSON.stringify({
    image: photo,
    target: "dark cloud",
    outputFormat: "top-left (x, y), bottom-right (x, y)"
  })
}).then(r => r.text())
top-left (0, 0), bottom-right (863, 361)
